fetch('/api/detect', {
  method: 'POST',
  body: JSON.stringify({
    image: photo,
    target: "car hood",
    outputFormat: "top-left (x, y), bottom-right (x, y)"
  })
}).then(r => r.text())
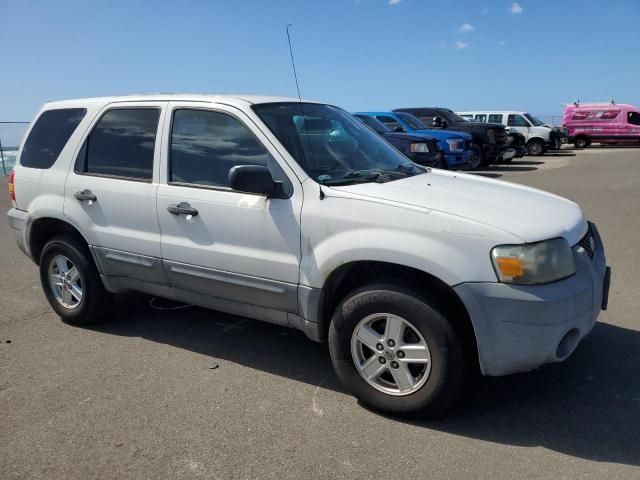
top-left (384, 132), bottom-right (437, 142)
top-left (413, 129), bottom-right (472, 141)
top-left (332, 170), bottom-right (586, 245)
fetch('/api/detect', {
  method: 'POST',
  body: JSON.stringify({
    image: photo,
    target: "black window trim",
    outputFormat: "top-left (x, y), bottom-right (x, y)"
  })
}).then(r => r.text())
top-left (21, 107), bottom-right (88, 170)
top-left (167, 106), bottom-right (292, 197)
top-left (73, 106), bottom-right (162, 184)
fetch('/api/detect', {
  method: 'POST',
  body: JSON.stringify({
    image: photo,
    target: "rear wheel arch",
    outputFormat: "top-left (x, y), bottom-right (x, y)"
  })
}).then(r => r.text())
top-left (317, 261), bottom-right (479, 370)
top-left (28, 217), bottom-right (92, 265)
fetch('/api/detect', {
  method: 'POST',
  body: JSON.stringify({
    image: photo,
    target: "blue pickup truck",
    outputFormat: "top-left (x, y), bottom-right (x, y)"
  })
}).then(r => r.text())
top-left (354, 111), bottom-right (474, 170)
top-left (353, 114), bottom-right (445, 168)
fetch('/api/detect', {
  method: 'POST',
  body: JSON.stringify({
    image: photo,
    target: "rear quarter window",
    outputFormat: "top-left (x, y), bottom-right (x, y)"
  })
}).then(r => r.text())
top-left (20, 108), bottom-right (87, 169)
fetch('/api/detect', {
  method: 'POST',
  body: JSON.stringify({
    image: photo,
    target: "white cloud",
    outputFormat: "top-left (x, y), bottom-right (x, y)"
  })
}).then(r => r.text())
top-left (458, 23), bottom-right (475, 33)
top-left (454, 41), bottom-right (470, 50)
top-left (498, 40), bottom-right (508, 46)
top-left (389, 0), bottom-right (402, 5)
top-left (510, 2), bottom-right (523, 14)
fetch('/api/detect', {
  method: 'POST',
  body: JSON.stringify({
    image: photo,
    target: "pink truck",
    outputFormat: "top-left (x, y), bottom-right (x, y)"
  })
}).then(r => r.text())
top-left (563, 102), bottom-right (640, 148)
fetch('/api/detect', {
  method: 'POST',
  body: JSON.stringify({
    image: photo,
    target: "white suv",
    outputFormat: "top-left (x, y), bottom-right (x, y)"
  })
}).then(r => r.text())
top-left (7, 94), bottom-right (610, 417)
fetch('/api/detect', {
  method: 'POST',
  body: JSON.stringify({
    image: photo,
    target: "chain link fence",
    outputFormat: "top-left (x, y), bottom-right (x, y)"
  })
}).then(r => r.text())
top-left (0, 121), bottom-right (30, 176)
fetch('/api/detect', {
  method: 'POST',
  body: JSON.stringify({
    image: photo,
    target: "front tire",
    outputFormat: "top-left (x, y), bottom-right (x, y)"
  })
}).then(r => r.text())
top-left (526, 139), bottom-right (545, 156)
top-left (467, 143), bottom-right (486, 170)
top-left (39, 233), bottom-right (111, 325)
top-left (328, 285), bottom-right (467, 418)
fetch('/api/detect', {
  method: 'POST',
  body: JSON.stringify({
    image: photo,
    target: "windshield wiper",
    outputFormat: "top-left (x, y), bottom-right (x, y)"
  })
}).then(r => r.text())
top-left (318, 170), bottom-right (382, 186)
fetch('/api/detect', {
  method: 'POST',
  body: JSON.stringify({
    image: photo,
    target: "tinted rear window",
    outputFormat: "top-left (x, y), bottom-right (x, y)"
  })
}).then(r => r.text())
top-left (20, 108), bottom-right (87, 169)
top-left (77, 108), bottom-right (160, 181)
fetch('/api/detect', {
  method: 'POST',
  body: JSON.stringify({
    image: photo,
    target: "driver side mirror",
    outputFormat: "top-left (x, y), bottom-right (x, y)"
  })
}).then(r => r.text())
top-left (228, 165), bottom-right (287, 199)
top-left (432, 116), bottom-right (447, 128)
top-left (393, 126), bottom-right (405, 133)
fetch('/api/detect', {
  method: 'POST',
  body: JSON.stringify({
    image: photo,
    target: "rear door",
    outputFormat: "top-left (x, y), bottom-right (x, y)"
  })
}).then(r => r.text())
top-left (63, 102), bottom-right (168, 284)
top-left (156, 102), bottom-right (302, 313)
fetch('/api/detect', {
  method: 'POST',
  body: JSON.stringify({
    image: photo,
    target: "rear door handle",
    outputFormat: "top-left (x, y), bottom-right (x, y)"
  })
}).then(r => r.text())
top-left (167, 202), bottom-right (199, 217)
top-left (74, 189), bottom-right (97, 203)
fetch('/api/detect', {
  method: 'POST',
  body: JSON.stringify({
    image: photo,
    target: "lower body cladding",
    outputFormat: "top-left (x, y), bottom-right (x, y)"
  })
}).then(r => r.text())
top-left (454, 224), bottom-right (609, 376)
top-left (93, 247), bottom-right (323, 342)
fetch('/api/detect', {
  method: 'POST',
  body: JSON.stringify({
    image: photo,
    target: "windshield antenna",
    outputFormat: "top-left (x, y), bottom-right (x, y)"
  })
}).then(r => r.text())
top-left (286, 24), bottom-right (324, 200)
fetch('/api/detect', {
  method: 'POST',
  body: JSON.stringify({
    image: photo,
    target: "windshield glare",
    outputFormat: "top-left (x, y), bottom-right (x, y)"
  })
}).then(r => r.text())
top-left (524, 113), bottom-right (545, 126)
top-left (253, 103), bottom-right (423, 183)
top-left (397, 112), bottom-right (428, 130)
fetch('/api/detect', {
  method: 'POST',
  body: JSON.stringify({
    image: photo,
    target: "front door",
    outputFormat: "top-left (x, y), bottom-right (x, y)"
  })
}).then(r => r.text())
top-left (63, 102), bottom-right (168, 284)
top-left (507, 114), bottom-right (531, 140)
top-left (156, 102), bottom-right (302, 313)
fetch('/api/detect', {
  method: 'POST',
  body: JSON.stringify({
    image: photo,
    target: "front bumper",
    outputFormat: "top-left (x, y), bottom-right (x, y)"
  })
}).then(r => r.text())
top-left (7, 207), bottom-right (32, 258)
top-left (407, 151), bottom-right (445, 168)
top-left (454, 223), bottom-right (609, 376)
top-left (444, 150), bottom-right (473, 169)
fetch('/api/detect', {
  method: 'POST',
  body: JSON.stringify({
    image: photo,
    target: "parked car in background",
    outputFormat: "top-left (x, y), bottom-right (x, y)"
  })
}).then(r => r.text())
top-left (354, 111), bottom-right (473, 170)
top-left (8, 94), bottom-right (610, 418)
top-left (457, 111), bottom-right (564, 155)
top-left (353, 114), bottom-right (444, 168)
top-left (563, 102), bottom-right (640, 148)
top-left (393, 107), bottom-right (513, 167)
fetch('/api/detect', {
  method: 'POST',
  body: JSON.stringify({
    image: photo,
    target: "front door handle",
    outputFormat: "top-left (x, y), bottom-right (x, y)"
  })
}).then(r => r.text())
top-left (74, 189), bottom-right (97, 203)
top-left (167, 202), bottom-right (199, 217)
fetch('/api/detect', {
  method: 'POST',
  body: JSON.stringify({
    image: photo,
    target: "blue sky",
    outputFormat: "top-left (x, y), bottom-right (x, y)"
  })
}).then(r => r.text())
top-left (1, 0), bottom-right (639, 124)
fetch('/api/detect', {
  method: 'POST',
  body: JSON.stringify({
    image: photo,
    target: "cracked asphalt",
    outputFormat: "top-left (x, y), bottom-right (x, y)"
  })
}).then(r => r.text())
top-left (1, 146), bottom-right (639, 479)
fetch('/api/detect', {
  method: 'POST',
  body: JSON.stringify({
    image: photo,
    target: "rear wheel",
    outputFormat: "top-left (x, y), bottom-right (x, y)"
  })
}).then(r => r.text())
top-left (526, 139), bottom-right (545, 156)
top-left (39, 233), bottom-right (111, 325)
top-left (574, 136), bottom-right (590, 149)
top-left (328, 284), bottom-right (468, 418)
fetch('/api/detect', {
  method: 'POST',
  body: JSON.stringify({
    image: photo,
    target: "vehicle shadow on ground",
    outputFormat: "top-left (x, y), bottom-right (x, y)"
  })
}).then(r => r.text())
top-left (94, 294), bottom-right (640, 466)
top-left (544, 151), bottom-right (577, 157)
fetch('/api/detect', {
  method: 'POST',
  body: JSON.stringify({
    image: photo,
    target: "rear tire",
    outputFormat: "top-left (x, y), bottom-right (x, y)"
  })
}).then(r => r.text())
top-left (526, 139), bottom-right (545, 156)
top-left (328, 284), bottom-right (468, 418)
top-left (574, 136), bottom-right (590, 149)
top-left (39, 233), bottom-right (111, 325)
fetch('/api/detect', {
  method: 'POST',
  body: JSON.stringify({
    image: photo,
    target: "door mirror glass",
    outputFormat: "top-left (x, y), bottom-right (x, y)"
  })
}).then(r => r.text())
top-left (228, 165), bottom-right (285, 198)
top-left (432, 116), bottom-right (447, 128)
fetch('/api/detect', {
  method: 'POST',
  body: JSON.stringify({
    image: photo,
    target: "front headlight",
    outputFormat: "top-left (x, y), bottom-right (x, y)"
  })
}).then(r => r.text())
top-left (410, 142), bottom-right (430, 153)
top-left (445, 139), bottom-right (464, 152)
top-left (491, 238), bottom-right (576, 284)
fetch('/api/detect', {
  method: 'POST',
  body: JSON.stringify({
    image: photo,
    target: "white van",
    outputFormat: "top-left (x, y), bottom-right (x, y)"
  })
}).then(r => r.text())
top-left (8, 94), bottom-right (610, 417)
top-left (457, 111), bottom-right (560, 155)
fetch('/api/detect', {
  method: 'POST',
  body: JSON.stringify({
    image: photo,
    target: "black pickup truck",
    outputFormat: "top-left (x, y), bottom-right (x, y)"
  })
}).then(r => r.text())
top-left (393, 107), bottom-right (512, 168)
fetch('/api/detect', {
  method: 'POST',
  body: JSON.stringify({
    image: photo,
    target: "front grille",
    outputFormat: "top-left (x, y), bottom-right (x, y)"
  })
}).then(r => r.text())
top-left (577, 223), bottom-right (595, 259)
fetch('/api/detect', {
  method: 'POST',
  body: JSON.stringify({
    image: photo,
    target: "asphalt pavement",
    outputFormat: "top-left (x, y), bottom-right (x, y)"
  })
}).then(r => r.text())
top-left (1, 146), bottom-right (639, 479)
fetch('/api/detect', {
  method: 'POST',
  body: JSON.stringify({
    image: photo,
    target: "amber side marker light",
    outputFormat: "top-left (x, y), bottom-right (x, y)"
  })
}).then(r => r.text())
top-left (8, 170), bottom-right (16, 207)
top-left (495, 257), bottom-right (524, 277)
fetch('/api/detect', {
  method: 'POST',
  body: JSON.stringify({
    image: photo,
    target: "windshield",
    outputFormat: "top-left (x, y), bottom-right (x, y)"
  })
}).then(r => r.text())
top-left (437, 108), bottom-right (468, 123)
top-left (354, 114), bottom-right (392, 134)
top-left (253, 103), bottom-right (424, 185)
top-left (397, 112), bottom-right (428, 130)
top-left (524, 113), bottom-right (545, 126)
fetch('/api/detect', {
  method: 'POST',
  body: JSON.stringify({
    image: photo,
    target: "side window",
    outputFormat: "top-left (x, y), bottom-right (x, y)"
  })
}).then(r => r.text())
top-left (508, 114), bottom-right (530, 127)
top-left (170, 109), bottom-right (280, 188)
top-left (475, 114), bottom-right (487, 123)
top-left (488, 114), bottom-right (503, 124)
top-left (21, 108), bottom-right (87, 169)
top-left (628, 112), bottom-right (640, 126)
top-left (376, 116), bottom-right (403, 131)
top-left (77, 108), bottom-right (160, 181)
top-left (601, 110), bottom-right (620, 120)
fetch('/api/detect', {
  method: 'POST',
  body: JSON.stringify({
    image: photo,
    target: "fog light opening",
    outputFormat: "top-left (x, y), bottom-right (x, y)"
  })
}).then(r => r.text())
top-left (556, 328), bottom-right (580, 360)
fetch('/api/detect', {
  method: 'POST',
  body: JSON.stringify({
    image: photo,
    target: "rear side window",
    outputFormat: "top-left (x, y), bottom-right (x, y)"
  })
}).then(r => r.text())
top-left (488, 114), bottom-right (503, 124)
top-left (376, 116), bottom-right (404, 132)
top-left (169, 109), bottom-right (278, 188)
top-left (475, 114), bottom-right (487, 122)
top-left (77, 108), bottom-right (160, 181)
top-left (20, 108), bottom-right (86, 169)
